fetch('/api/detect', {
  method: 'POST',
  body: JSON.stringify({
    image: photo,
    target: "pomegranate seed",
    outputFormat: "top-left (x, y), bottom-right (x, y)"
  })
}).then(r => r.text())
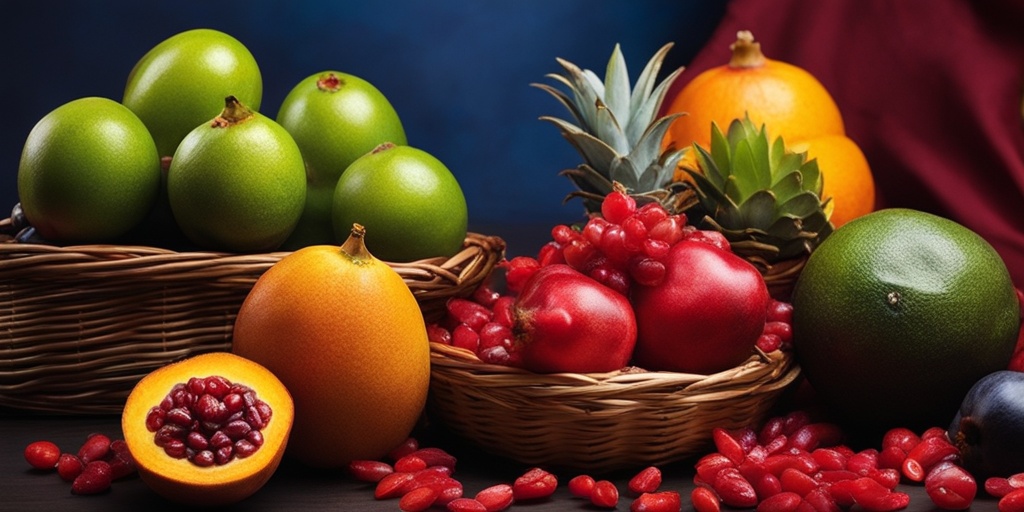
top-left (57, 453), bottom-right (84, 482)
top-left (903, 436), bottom-right (959, 482)
top-left (447, 298), bottom-right (492, 332)
top-left (410, 448), bottom-right (457, 471)
top-left (828, 477), bottom-right (908, 511)
top-left (877, 445), bottom-right (907, 470)
top-left (846, 449), bottom-right (880, 476)
top-left (629, 256), bottom-right (666, 287)
top-left (690, 486), bottom-right (722, 512)
top-left (563, 238), bottom-right (597, 270)
top-left (1001, 488), bottom-right (1024, 512)
top-left (631, 491), bottom-right (681, 512)
top-left (512, 467), bottom-right (557, 501)
top-left (105, 439), bottom-right (136, 480)
top-left (713, 428), bottom-right (747, 465)
top-left (501, 257), bottom-right (541, 294)
top-left (868, 468), bottom-right (901, 490)
top-left (811, 448), bottom-right (849, 471)
top-left (24, 440), bottom-right (61, 470)
top-left (752, 472), bottom-right (783, 501)
top-left (788, 423), bottom-right (844, 452)
top-left (756, 491), bottom-right (802, 512)
top-left (349, 460), bottom-right (395, 483)
top-left (628, 466), bottom-right (663, 496)
top-left (696, 452), bottom-right (736, 484)
top-left (581, 218), bottom-right (610, 246)
top-left (452, 324), bottom-right (480, 353)
top-left (765, 300), bottom-right (793, 323)
top-left (475, 483), bottom-right (514, 512)
top-left (435, 478), bottom-right (465, 506)
top-left (71, 460), bottom-right (112, 495)
top-left (77, 433), bottom-right (111, 464)
top-left (399, 485), bottom-right (439, 512)
top-left (376, 472), bottom-right (417, 500)
top-left (762, 321), bottom-right (793, 345)
top-left (712, 467), bottom-right (758, 508)
top-left (599, 225), bottom-right (631, 265)
top-left (1009, 473), bottom-right (1024, 489)
top-left (759, 417), bottom-right (786, 445)
top-left (925, 462), bottom-right (976, 510)
top-left (921, 427), bottom-right (949, 441)
top-left (635, 202), bottom-right (668, 229)
top-left (550, 224), bottom-right (577, 245)
top-left (781, 411), bottom-right (812, 435)
top-left (472, 285), bottom-right (501, 308)
top-left (764, 453), bottom-right (819, 477)
top-left (649, 215), bottom-right (684, 245)
top-left (491, 296), bottom-right (516, 328)
top-left (780, 467), bottom-right (819, 497)
top-left (395, 455), bottom-right (428, 473)
top-left (804, 487), bottom-right (841, 512)
top-left (756, 333), bottom-right (783, 352)
top-left (601, 191), bottom-right (636, 224)
top-left (478, 322), bottom-right (514, 351)
top-left (569, 474), bottom-right (596, 498)
top-left (447, 498), bottom-right (488, 512)
top-left (988, 477), bottom-right (1016, 498)
top-left (882, 427), bottom-right (921, 454)
top-left (591, 480), bottom-right (620, 509)
top-left (427, 324), bottom-right (452, 344)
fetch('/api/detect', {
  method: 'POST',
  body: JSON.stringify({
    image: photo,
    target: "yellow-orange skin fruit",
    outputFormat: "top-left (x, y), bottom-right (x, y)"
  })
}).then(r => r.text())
top-left (121, 352), bottom-right (293, 506)
top-left (664, 30), bottom-right (846, 153)
top-left (231, 225), bottom-right (430, 468)
top-left (792, 135), bottom-right (876, 229)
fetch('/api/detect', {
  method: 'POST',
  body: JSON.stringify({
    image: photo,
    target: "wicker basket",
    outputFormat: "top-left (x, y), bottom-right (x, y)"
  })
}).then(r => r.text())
top-left (428, 343), bottom-right (800, 473)
top-left (0, 233), bottom-right (505, 414)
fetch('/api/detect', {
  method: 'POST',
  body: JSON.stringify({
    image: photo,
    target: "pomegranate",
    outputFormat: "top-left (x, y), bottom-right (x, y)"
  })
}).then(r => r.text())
top-left (512, 264), bottom-right (637, 373)
top-left (632, 240), bottom-right (769, 374)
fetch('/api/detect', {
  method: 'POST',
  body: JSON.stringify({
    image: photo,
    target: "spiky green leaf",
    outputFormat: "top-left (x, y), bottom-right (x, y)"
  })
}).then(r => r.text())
top-left (604, 44), bottom-right (631, 132)
top-left (739, 190), bottom-right (779, 231)
top-left (630, 42), bottom-right (674, 121)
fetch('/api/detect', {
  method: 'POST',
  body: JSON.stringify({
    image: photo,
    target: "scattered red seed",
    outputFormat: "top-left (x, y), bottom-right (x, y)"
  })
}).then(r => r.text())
top-left (568, 474), bottom-right (596, 498)
top-left (24, 441), bottom-right (61, 470)
top-left (475, 483), bottom-right (514, 512)
top-left (349, 460), bottom-right (394, 483)
top-left (399, 485), bottom-right (439, 512)
top-left (591, 480), bottom-right (620, 509)
top-left (511, 467), bottom-right (557, 501)
top-left (631, 491), bottom-right (682, 512)
top-left (628, 466), bottom-right (663, 496)
top-left (57, 453), bottom-right (84, 482)
top-left (690, 486), bottom-right (722, 512)
top-left (446, 497), bottom-right (489, 512)
top-left (71, 460), bottom-right (112, 495)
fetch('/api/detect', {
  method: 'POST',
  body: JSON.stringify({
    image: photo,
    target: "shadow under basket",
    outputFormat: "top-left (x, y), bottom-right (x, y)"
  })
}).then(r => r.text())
top-left (0, 233), bottom-right (505, 414)
top-left (428, 343), bottom-right (801, 474)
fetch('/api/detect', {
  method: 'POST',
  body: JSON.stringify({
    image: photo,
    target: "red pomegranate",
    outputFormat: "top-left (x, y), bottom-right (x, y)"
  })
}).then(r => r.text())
top-left (513, 264), bottom-right (637, 373)
top-left (632, 240), bottom-right (769, 374)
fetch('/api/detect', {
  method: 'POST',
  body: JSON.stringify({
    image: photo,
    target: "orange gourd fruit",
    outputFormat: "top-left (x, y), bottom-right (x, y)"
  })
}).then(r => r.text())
top-left (791, 135), bottom-right (876, 228)
top-left (666, 30), bottom-right (875, 227)
top-left (231, 223), bottom-right (430, 468)
top-left (664, 30), bottom-right (845, 151)
top-left (121, 352), bottom-right (294, 506)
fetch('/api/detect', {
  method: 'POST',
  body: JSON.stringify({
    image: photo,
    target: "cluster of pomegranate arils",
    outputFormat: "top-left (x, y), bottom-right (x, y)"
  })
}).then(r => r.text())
top-left (144, 375), bottom-right (272, 467)
top-left (346, 411), bottom-right (1024, 511)
top-left (348, 436), bottom-right (682, 511)
top-left (425, 189), bottom-right (794, 367)
top-left (23, 433), bottom-right (137, 495)
top-left (692, 410), bottom-right (992, 512)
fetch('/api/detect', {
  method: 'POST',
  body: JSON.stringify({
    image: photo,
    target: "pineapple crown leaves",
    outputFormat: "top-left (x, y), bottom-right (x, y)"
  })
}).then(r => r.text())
top-left (532, 43), bottom-right (686, 195)
top-left (685, 115), bottom-right (833, 262)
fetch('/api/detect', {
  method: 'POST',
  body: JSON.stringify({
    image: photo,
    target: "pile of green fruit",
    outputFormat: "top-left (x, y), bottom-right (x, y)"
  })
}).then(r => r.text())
top-left (13, 28), bottom-right (467, 261)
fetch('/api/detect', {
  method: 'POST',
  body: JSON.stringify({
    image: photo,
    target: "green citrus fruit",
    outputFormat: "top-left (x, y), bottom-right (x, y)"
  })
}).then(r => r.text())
top-left (791, 208), bottom-right (1019, 431)
top-left (17, 97), bottom-right (160, 242)
top-left (168, 97), bottom-right (306, 252)
top-left (123, 28), bottom-right (262, 158)
top-left (280, 184), bottom-right (335, 251)
top-left (277, 71), bottom-right (406, 188)
top-left (332, 143), bottom-right (467, 262)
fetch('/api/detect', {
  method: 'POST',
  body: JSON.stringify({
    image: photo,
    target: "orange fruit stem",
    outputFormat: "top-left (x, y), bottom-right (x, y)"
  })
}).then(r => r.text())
top-left (729, 31), bottom-right (767, 69)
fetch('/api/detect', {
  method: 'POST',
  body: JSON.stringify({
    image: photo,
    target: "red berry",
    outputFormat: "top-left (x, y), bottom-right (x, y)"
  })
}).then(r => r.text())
top-left (635, 202), bottom-right (669, 229)
top-left (602, 191), bottom-right (636, 224)
top-left (925, 462), bottom-right (976, 510)
top-left (349, 460), bottom-right (394, 483)
top-left (765, 299), bottom-right (794, 324)
top-left (376, 472), bottom-right (417, 499)
top-left (512, 467), bottom-right (557, 501)
top-left (501, 256), bottom-right (541, 294)
top-left (649, 215), bottom-right (684, 245)
top-left (57, 453), bottom-right (84, 482)
top-left (475, 483), bottom-right (514, 512)
top-left (77, 433), bottom-right (111, 464)
top-left (902, 436), bottom-right (959, 482)
top-left (551, 224), bottom-right (577, 245)
top-left (536, 241), bottom-right (566, 266)
top-left (399, 485), bottom-right (439, 512)
top-left (394, 455), bottom-right (428, 473)
top-left (568, 474), bottom-right (596, 498)
top-left (472, 285), bottom-right (501, 308)
top-left (24, 440), bottom-right (61, 470)
top-left (1000, 488), bottom-right (1024, 512)
top-left (591, 480), bottom-right (620, 509)
top-left (690, 486), bottom-right (722, 512)
top-left (628, 466), bottom-right (663, 496)
top-left (71, 460), bottom-right (112, 495)
top-left (582, 218), bottom-right (610, 246)
top-left (630, 491), bottom-right (681, 512)
top-left (756, 491), bottom-right (802, 512)
top-left (427, 324), bottom-right (453, 344)
top-left (452, 324), bottom-right (480, 353)
top-left (712, 468), bottom-right (758, 508)
top-left (447, 298), bottom-right (492, 331)
top-left (491, 296), bottom-right (515, 328)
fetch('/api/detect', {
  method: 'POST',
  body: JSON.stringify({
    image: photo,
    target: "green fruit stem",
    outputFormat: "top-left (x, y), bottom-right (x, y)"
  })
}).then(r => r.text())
top-left (729, 30), bottom-right (767, 69)
top-left (340, 223), bottom-right (374, 266)
top-left (211, 96), bottom-right (255, 128)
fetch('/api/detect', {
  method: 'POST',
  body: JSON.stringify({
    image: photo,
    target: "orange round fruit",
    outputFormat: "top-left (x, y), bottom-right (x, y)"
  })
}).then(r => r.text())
top-left (791, 208), bottom-right (1019, 431)
top-left (664, 30), bottom-right (845, 152)
top-left (122, 352), bottom-right (293, 506)
top-left (791, 135), bottom-right (876, 228)
top-left (231, 224), bottom-right (430, 468)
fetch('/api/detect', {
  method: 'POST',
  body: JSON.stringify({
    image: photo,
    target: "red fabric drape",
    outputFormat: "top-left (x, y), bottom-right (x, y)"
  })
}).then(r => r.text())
top-left (672, 0), bottom-right (1024, 285)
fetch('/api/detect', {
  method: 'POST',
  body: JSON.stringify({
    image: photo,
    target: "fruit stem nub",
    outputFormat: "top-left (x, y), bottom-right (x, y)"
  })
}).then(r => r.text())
top-left (211, 96), bottom-right (255, 128)
top-left (317, 73), bottom-right (344, 92)
top-left (729, 30), bottom-right (767, 69)
top-left (340, 223), bottom-right (374, 266)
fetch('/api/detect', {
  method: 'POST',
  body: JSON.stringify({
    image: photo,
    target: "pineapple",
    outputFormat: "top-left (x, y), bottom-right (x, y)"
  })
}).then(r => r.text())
top-left (533, 43), bottom-right (694, 214)
top-left (683, 115), bottom-right (833, 271)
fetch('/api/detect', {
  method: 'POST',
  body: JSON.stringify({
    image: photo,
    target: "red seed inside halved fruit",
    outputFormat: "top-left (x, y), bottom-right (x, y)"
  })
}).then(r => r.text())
top-left (144, 375), bottom-right (271, 467)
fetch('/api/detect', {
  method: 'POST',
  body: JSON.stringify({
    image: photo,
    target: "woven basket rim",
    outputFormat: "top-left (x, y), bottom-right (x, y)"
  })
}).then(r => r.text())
top-left (429, 341), bottom-right (800, 396)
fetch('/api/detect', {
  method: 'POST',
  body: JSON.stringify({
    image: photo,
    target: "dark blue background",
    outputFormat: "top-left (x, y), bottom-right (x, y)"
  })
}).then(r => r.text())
top-left (0, 1), bottom-right (725, 252)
